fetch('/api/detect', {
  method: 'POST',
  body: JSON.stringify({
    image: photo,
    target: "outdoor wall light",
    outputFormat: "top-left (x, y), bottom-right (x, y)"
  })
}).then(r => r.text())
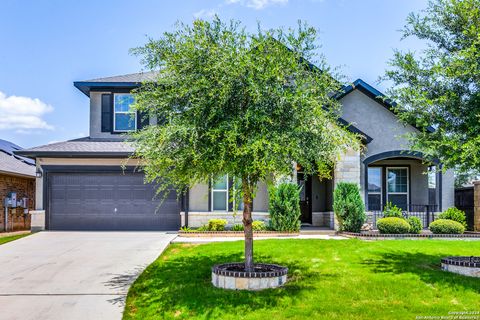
top-left (36, 169), bottom-right (43, 178)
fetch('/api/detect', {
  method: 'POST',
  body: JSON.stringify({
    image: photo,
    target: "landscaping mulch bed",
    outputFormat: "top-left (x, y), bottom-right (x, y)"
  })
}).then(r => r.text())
top-left (341, 231), bottom-right (480, 240)
top-left (178, 231), bottom-right (299, 237)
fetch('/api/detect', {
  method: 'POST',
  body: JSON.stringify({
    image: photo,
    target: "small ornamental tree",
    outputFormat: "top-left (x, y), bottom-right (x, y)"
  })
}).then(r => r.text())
top-left (130, 18), bottom-right (357, 271)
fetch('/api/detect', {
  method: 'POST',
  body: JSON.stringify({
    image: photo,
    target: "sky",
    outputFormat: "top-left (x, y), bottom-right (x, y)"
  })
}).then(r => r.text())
top-left (0, 0), bottom-right (428, 148)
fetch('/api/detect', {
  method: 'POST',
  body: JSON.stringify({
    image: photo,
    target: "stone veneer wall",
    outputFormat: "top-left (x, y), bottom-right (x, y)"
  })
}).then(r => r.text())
top-left (442, 263), bottom-right (480, 278)
top-left (474, 181), bottom-right (480, 231)
top-left (312, 212), bottom-right (334, 228)
top-left (334, 148), bottom-right (361, 187)
top-left (332, 148), bottom-right (361, 230)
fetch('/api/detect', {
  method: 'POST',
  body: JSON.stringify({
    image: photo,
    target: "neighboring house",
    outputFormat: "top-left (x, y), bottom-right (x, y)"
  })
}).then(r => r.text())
top-left (0, 140), bottom-right (36, 230)
top-left (15, 73), bottom-right (454, 231)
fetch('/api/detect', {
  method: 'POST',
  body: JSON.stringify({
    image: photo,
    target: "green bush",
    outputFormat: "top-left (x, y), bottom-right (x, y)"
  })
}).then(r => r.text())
top-left (438, 207), bottom-right (467, 228)
top-left (196, 225), bottom-right (209, 231)
top-left (230, 224), bottom-right (244, 231)
top-left (377, 217), bottom-right (411, 234)
top-left (429, 219), bottom-right (465, 234)
top-left (252, 220), bottom-right (266, 231)
top-left (207, 219), bottom-right (228, 231)
top-left (407, 216), bottom-right (423, 234)
top-left (383, 202), bottom-right (404, 218)
top-left (333, 182), bottom-right (366, 232)
top-left (268, 183), bottom-right (301, 232)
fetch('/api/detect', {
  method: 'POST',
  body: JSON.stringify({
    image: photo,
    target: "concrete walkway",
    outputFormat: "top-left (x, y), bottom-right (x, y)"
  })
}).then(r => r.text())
top-left (172, 234), bottom-right (347, 243)
top-left (0, 231), bottom-right (176, 320)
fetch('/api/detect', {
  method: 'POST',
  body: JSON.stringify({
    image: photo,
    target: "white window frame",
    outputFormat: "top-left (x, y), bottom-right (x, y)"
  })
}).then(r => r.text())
top-left (211, 174), bottom-right (229, 211)
top-left (386, 167), bottom-right (409, 206)
top-left (113, 93), bottom-right (137, 132)
top-left (367, 166), bottom-right (383, 210)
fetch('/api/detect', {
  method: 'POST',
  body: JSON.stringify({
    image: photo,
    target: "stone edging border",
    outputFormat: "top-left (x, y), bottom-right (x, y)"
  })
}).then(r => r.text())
top-left (441, 256), bottom-right (480, 268)
top-left (178, 231), bottom-right (299, 237)
top-left (341, 232), bottom-right (480, 239)
top-left (212, 263), bottom-right (288, 278)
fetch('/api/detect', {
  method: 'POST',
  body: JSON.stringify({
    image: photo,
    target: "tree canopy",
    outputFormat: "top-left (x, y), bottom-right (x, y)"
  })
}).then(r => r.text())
top-left (129, 17), bottom-right (357, 270)
top-left (384, 0), bottom-right (480, 172)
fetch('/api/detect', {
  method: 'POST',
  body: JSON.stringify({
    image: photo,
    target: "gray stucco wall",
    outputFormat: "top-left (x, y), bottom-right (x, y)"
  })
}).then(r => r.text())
top-left (340, 90), bottom-right (418, 158)
top-left (189, 182), bottom-right (209, 212)
top-left (442, 169), bottom-right (455, 210)
top-left (341, 89), bottom-right (454, 209)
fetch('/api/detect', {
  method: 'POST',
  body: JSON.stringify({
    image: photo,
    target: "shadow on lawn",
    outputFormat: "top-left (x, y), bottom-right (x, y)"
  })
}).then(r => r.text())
top-left (125, 249), bottom-right (317, 317)
top-left (362, 251), bottom-right (480, 294)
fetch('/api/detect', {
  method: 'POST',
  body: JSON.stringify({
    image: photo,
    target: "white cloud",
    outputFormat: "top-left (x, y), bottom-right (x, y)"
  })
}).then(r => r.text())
top-left (226, 0), bottom-right (288, 10)
top-left (0, 91), bottom-right (54, 131)
top-left (194, 9), bottom-right (217, 19)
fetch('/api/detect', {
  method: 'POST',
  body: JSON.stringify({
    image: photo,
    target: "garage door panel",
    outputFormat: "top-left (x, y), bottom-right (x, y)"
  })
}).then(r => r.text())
top-left (48, 172), bottom-right (180, 231)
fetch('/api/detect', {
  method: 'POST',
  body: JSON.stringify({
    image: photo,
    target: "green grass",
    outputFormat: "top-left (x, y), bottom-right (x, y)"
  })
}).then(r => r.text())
top-left (0, 233), bottom-right (29, 245)
top-left (124, 239), bottom-right (480, 320)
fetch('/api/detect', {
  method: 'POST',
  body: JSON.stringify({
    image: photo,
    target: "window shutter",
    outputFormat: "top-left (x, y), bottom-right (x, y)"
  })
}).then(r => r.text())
top-left (101, 94), bottom-right (113, 132)
top-left (137, 111), bottom-right (150, 130)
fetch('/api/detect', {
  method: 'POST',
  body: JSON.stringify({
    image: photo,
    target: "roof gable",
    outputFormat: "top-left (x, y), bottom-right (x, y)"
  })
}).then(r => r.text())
top-left (335, 79), bottom-right (435, 133)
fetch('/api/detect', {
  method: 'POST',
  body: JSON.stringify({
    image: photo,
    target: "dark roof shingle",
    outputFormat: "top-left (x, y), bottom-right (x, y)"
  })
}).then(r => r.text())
top-left (0, 139), bottom-right (35, 177)
top-left (14, 137), bottom-right (135, 158)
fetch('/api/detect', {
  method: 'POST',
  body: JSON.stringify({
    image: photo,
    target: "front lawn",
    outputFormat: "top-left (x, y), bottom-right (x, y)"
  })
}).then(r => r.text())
top-left (124, 239), bottom-right (480, 320)
top-left (0, 233), bottom-right (30, 245)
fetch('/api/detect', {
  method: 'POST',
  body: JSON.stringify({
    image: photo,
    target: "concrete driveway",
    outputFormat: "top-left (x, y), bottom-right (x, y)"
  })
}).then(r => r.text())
top-left (0, 232), bottom-right (176, 320)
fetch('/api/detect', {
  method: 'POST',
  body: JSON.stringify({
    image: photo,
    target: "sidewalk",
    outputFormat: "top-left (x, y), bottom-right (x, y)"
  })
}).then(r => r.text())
top-left (172, 234), bottom-right (347, 243)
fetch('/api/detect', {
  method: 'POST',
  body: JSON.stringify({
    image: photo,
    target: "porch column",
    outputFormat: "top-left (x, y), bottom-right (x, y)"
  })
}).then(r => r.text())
top-left (473, 181), bottom-right (480, 231)
top-left (333, 147), bottom-right (361, 230)
top-left (334, 148), bottom-right (361, 186)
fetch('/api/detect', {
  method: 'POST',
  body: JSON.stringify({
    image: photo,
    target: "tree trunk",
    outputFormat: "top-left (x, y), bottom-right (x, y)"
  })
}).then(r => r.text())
top-left (242, 178), bottom-right (254, 272)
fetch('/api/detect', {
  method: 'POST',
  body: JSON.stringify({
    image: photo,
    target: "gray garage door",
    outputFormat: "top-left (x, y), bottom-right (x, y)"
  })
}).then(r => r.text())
top-left (48, 172), bottom-right (180, 231)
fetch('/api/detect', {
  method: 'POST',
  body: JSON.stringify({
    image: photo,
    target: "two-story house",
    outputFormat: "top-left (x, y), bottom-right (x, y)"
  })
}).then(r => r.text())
top-left (16, 72), bottom-right (455, 231)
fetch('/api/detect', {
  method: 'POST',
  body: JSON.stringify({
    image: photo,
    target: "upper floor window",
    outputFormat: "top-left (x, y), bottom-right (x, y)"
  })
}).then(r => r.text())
top-left (114, 94), bottom-right (136, 132)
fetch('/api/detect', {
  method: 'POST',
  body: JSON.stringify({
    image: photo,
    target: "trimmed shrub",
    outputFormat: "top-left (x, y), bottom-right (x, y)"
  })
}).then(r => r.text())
top-left (252, 220), bottom-right (266, 231)
top-left (333, 182), bottom-right (366, 232)
top-left (377, 217), bottom-right (411, 234)
top-left (383, 202), bottom-right (404, 218)
top-left (429, 219), bottom-right (465, 234)
top-left (207, 219), bottom-right (228, 231)
top-left (268, 183), bottom-right (302, 232)
top-left (438, 207), bottom-right (467, 228)
top-left (231, 224), bottom-right (244, 231)
top-left (196, 225), bottom-right (209, 231)
top-left (407, 216), bottom-right (423, 234)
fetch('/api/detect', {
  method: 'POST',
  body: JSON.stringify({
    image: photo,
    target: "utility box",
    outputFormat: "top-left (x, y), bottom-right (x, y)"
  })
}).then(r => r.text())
top-left (8, 192), bottom-right (17, 208)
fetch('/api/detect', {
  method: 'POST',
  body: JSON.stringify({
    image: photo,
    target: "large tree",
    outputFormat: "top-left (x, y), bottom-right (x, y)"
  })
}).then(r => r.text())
top-left (384, 0), bottom-right (480, 172)
top-left (130, 18), bottom-right (356, 271)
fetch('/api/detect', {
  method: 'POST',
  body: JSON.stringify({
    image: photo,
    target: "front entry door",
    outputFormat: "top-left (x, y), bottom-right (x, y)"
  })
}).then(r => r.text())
top-left (297, 172), bottom-right (312, 224)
